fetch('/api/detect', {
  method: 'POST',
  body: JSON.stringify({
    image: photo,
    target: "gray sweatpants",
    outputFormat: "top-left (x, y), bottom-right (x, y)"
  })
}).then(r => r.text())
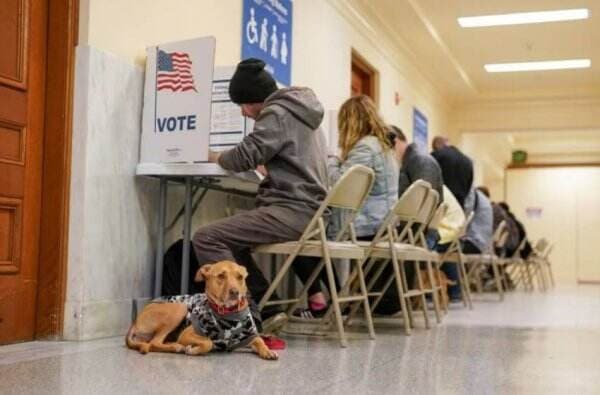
top-left (192, 206), bottom-right (323, 313)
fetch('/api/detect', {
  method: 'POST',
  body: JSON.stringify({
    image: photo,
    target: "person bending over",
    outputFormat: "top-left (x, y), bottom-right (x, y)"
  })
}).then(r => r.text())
top-left (194, 58), bottom-right (328, 333)
top-left (295, 95), bottom-right (399, 318)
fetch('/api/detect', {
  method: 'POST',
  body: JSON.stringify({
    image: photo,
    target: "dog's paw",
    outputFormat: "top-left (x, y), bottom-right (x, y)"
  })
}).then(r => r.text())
top-left (184, 345), bottom-right (195, 355)
top-left (139, 344), bottom-right (151, 354)
top-left (174, 344), bottom-right (186, 353)
top-left (259, 349), bottom-right (279, 361)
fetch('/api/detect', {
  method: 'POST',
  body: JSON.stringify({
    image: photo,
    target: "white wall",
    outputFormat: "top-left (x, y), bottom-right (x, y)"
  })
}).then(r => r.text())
top-left (68, 0), bottom-right (451, 339)
top-left (506, 167), bottom-right (600, 285)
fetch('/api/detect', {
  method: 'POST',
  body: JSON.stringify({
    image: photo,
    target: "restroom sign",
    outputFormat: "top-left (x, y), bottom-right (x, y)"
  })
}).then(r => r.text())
top-left (242, 0), bottom-right (292, 86)
top-left (140, 36), bottom-right (215, 163)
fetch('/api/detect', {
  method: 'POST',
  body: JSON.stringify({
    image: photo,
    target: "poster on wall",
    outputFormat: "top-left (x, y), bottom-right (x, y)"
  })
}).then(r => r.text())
top-left (242, 0), bottom-right (293, 86)
top-left (140, 36), bottom-right (215, 164)
top-left (210, 66), bottom-right (254, 152)
top-left (413, 107), bottom-right (428, 150)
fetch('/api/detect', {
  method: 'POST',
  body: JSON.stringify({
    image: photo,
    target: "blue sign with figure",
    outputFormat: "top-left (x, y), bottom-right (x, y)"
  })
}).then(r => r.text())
top-left (413, 108), bottom-right (428, 150)
top-left (242, 0), bottom-right (292, 86)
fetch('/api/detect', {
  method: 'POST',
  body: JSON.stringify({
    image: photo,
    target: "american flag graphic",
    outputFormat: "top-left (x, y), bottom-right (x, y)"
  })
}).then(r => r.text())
top-left (157, 50), bottom-right (197, 92)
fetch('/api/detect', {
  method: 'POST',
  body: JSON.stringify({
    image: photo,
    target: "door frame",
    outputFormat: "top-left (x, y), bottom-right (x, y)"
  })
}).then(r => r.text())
top-left (34, 0), bottom-right (79, 339)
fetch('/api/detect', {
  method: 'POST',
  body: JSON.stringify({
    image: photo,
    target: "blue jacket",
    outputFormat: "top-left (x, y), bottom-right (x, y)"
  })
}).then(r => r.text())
top-left (328, 136), bottom-right (398, 237)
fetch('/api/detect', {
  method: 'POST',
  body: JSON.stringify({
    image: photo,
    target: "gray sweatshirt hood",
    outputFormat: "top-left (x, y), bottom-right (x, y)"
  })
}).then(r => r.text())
top-left (263, 87), bottom-right (324, 130)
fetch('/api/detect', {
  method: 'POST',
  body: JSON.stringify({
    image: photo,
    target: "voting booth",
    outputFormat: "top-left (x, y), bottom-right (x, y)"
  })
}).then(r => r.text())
top-left (137, 36), bottom-right (261, 297)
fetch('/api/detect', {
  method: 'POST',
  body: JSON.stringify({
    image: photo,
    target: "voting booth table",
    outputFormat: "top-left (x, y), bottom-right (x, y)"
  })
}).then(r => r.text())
top-left (136, 37), bottom-right (262, 297)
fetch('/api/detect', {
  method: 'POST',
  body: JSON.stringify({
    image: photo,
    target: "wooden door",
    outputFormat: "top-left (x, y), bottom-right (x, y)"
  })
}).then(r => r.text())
top-left (0, 0), bottom-right (48, 344)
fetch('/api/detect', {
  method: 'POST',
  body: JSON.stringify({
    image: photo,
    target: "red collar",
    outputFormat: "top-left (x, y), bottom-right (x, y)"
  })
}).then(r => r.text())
top-left (207, 297), bottom-right (247, 316)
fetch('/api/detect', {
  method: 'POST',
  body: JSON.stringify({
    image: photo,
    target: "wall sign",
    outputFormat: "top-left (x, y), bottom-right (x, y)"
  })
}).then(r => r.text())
top-left (141, 36), bottom-right (215, 163)
top-left (210, 67), bottom-right (254, 152)
top-left (242, 0), bottom-right (293, 86)
top-left (413, 107), bottom-right (428, 150)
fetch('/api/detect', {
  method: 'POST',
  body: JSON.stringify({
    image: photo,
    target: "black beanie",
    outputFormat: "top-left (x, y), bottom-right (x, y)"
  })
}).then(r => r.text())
top-left (229, 58), bottom-right (278, 104)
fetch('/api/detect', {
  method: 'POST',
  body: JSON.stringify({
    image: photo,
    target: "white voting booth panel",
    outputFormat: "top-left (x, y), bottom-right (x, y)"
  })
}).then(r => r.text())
top-left (140, 37), bottom-right (215, 164)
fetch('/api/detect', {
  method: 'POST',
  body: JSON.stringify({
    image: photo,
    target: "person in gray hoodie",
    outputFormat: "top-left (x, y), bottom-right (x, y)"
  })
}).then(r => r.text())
top-left (194, 58), bottom-right (329, 330)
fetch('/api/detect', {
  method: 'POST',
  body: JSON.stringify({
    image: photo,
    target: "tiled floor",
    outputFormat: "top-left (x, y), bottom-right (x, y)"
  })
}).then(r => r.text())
top-left (1, 286), bottom-right (599, 394)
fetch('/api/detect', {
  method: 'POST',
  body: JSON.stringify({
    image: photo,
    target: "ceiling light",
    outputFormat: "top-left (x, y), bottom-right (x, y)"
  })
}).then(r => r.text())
top-left (485, 59), bottom-right (591, 73)
top-left (458, 8), bottom-right (589, 28)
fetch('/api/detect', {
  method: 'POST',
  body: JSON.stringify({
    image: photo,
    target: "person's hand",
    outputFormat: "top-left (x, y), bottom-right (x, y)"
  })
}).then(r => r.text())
top-left (208, 150), bottom-right (221, 163)
top-left (256, 165), bottom-right (268, 177)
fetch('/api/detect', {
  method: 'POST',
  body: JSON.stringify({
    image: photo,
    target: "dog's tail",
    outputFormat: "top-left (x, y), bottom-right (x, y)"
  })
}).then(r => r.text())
top-left (125, 324), bottom-right (142, 350)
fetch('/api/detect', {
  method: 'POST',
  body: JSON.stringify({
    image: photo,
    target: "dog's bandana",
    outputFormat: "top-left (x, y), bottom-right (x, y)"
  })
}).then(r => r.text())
top-left (156, 294), bottom-right (258, 352)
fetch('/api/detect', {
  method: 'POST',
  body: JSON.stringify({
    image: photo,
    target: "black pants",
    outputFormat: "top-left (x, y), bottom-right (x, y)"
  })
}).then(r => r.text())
top-left (356, 235), bottom-right (416, 315)
top-left (437, 239), bottom-right (480, 298)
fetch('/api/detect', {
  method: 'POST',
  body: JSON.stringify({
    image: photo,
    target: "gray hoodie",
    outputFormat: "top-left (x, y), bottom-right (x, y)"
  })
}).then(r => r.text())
top-left (218, 87), bottom-right (328, 232)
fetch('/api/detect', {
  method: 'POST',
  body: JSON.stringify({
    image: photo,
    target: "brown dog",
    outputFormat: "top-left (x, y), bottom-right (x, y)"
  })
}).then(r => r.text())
top-left (412, 268), bottom-right (457, 311)
top-left (126, 260), bottom-right (277, 360)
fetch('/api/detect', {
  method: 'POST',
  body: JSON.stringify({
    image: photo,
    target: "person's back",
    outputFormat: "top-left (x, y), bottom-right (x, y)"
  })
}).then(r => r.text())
top-left (431, 137), bottom-right (473, 207)
top-left (329, 135), bottom-right (398, 237)
top-left (463, 188), bottom-right (493, 253)
top-left (438, 186), bottom-right (466, 245)
top-left (219, 87), bottom-right (328, 232)
top-left (387, 127), bottom-right (443, 204)
top-left (328, 96), bottom-right (398, 238)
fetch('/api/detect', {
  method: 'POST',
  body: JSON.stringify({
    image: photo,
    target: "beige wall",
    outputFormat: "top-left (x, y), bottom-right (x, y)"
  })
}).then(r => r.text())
top-left (78, 0), bottom-right (450, 142)
top-left (506, 167), bottom-right (600, 285)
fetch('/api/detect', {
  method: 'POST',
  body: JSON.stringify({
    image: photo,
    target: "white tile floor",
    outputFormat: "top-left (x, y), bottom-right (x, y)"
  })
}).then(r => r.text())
top-left (1, 286), bottom-right (599, 395)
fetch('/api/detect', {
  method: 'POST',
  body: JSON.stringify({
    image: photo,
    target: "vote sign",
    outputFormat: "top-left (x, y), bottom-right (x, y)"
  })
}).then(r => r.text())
top-left (141, 36), bottom-right (215, 163)
top-left (242, 0), bottom-right (292, 86)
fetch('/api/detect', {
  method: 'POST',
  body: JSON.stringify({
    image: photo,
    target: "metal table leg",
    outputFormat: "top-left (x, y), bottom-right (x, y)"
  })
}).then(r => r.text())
top-left (154, 177), bottom-right (168, 298)
top-left (181, 176), bottom-right (193, 294)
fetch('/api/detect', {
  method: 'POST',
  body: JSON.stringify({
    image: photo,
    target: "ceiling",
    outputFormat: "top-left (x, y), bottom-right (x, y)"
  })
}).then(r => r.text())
top-left (359, 0), bottom-right (600, 103)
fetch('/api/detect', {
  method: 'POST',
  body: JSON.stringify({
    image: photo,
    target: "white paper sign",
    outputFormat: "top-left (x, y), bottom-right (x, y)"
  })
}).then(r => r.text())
top-left (140, 36), bottom-right (215, 163)
top-left (209, 67), bottom-right (254, 152)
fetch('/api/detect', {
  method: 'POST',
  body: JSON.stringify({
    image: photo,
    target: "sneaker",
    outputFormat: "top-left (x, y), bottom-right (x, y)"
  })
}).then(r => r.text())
top-left (293, 307), bottom-right (327, 319)
top-left (262, 312), bottom-right (288, 335)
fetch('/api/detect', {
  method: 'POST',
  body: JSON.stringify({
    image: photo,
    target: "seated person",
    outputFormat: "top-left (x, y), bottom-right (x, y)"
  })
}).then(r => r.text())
top-left (387, 126), bottom-right (444, 206)
top-left (499, 202), bottom-right (533, 259)
top-left (437, 187), bottom-right (493, 301)
top-left (387, 126), bottom-right (444, 249)
top-left (477, 186), bottom-right (519, 256)
top-left (295, 94), bottom-right (399, 318)
top-left (431, 136), bottom-right (473, 208)
top-left (194, 58), bottom-right (328, 332)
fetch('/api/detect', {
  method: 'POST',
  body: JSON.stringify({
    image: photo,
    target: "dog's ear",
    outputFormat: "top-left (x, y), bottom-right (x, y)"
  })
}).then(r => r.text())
top-left (238, 265), bottom-right (248, 279)
top-left (195, 264), bottom-right (213, 282)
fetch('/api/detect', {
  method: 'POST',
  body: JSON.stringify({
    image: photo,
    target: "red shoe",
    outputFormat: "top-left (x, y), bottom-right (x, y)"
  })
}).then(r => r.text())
top-left (261, 335), bottom-right (286, 350)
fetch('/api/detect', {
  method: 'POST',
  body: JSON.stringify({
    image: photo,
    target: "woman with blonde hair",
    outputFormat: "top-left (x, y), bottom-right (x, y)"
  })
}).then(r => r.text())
top-left (293, 95), bottom-right (399, 319)
top-left (330, 95), bottom-right (399, 237)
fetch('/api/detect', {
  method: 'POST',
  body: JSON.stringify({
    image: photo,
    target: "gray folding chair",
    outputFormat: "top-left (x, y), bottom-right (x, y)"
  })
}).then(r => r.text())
top-left (254, 164), bottom-right (376, 347)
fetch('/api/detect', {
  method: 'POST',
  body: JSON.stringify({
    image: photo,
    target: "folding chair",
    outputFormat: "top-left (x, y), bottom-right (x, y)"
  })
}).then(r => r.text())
top-left (343, 180), bottom-right (436, 335)
top-left (254, 165), bottom-right (376, 347)
top-left (505, 238), bottom-right (532, 291)
top-left (465, 221), bottom-right (507, 300)
top-left (423, 202), bottom-right (449, 314)
top-left (437, 213), bottom-right (475, 309)
top-left (529, 238), bottom-right (551, 291)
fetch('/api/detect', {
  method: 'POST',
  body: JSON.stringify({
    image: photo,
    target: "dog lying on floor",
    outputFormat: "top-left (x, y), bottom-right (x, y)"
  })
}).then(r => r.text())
top-left (126, 260), bottom-right (277, 360)
top-left (412, 268), bottom-right (457, 311)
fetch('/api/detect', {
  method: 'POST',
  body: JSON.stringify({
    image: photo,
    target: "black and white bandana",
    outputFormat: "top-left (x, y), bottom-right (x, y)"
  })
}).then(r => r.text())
top-left (155, 294), bottom-right (258, 352)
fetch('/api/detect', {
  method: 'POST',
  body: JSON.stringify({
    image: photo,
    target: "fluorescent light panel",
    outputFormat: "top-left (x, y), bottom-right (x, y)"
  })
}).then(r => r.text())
top-left (458, 8), bottom-right (589, 27)
top-left (485, 59), bottom-right (591, 73)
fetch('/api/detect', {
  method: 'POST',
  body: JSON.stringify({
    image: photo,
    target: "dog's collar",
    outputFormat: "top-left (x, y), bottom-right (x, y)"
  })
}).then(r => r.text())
top-left (207, 296), bottom-right (247, 316)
